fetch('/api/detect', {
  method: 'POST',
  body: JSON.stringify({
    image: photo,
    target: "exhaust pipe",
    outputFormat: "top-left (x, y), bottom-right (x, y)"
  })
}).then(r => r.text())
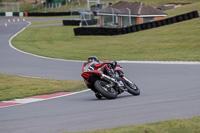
top-left (101, 74), bottom-right (118, 84)
top-left (101, 74), bottom-right (126, 91)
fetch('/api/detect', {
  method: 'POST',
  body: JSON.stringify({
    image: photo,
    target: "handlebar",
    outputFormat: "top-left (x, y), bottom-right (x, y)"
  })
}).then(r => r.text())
top-left (102, 61), bottom-right (117, 69)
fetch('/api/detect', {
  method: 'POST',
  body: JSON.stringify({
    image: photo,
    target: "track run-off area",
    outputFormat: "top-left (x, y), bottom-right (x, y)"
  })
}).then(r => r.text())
top-left (0, 17), bottom-right (200, 133)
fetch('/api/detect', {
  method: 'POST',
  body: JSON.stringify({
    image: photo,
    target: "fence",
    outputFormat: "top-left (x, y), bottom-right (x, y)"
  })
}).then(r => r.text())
top-left (0, 2), bottom-right (19, 12)
top-left (74, 10), bottom-right (199, 36)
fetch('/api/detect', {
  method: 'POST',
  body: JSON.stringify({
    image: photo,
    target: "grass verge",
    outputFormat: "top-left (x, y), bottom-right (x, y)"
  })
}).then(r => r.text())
top-left (29, 21), bottom-right (62, 25)
top-left (0, 73), bottom-right (87, 102)
top-left (12, 2), bottom-right (200, 61)
top-left (64, 116), bottom-right (200, 133)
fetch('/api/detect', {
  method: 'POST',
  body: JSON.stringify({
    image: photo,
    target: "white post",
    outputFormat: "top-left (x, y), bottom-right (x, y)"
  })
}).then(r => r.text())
top-left (18, 2), bottom-right (20, 12)
top-left (71, 10), bottom-right (72, 19)
top-left (12, 3), bottom-right (14, 12)
top-left (111, 7), bottom-right (114, 24)
top-left (97, 8), bottom-right (99, 27)
top-left (87, 0), bottom-right (90, 10)
top-left (6, 3), bottom-right (7, 12)
top-left (127, 8), bottom-right (131, 25)
top-left (80, 14), bottom-right (83, 27)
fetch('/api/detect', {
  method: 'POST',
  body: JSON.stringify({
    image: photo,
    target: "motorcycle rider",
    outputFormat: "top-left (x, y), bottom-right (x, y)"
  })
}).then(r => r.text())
top-left (82, 56), bottom-right (122, 98)
top-left (82, 56), bottom-right (120, 79)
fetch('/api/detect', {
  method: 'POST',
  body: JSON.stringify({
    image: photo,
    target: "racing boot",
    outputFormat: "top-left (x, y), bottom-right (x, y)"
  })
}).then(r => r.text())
top-left (95, 92), bottom-right (102, 99)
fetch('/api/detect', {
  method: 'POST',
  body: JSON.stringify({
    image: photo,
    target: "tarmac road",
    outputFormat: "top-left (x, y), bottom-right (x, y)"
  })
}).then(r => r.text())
top-left (0, 17), bottom-right (200, 133)
top-left (0, 17), bottom-right (82, 80)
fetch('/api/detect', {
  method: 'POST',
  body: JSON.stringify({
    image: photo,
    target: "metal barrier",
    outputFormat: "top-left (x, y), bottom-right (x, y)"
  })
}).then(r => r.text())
top-left (27, 11), bottom-right (80, 16)
top-left (63, 19), bottom-right (97, 26)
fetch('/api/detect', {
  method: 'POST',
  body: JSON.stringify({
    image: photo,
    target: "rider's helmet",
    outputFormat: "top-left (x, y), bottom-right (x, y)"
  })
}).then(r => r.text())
top-left (88, 56), bottom-right (99, 63)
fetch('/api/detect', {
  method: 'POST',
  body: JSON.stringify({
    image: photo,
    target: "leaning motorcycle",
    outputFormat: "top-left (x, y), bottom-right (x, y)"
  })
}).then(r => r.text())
top-left (81, 61), bottom-right (140, 99)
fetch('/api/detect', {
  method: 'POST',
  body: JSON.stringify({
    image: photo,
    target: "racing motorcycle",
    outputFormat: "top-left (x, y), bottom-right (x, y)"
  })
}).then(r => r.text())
top-left (81, 61), bottom-right (140, 99)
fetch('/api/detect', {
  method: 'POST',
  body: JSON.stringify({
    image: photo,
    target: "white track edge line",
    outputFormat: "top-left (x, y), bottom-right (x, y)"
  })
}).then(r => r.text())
top-left (118, 60), bottom-right (200, 65)
top-left (9, 22), bottom-right (84, 63)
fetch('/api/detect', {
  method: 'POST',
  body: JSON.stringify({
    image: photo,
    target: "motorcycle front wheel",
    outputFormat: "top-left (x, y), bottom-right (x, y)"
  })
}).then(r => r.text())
top-left (124, 80), bottom-right (140, 96)
top-left (94, 80), bottom-right (118, 99)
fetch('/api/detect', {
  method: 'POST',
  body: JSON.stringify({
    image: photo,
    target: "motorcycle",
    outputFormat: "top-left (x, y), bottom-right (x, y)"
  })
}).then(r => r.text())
top-left (81, 61), bottom-right (140, 99)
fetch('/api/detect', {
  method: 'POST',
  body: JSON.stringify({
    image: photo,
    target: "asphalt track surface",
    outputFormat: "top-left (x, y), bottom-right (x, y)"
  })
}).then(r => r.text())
top-left (0, 17), bottom-right (200, 133)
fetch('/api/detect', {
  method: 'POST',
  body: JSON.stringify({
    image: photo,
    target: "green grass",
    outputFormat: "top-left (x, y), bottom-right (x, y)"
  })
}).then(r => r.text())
top-left (0, 73), bottom-right (87, 101)
top-left (29, 20), bottom-right (62, 25)
top-left (12, 2), bottom-right (200, 62)
top-left (64, 116), bottom-right (200, 133)
top-left (166, 1), bottom-right (200, 17)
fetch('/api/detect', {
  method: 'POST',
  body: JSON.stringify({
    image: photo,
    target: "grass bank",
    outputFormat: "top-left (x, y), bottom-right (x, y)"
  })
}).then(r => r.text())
top-left (12, 2), bottom-right (200, 61)
top-left (29, 20), bottom-right (62, 25)
top-left (0, 73), bottom-right (87, 101)
top-left (65, 116), bottom-right (200, 133)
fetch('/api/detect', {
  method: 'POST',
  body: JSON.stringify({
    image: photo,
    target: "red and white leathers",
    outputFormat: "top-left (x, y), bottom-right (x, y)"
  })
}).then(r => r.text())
top-left (82, 61), bottom-right (122, 92)
top-left (82, 61), bottom-right (115, 73)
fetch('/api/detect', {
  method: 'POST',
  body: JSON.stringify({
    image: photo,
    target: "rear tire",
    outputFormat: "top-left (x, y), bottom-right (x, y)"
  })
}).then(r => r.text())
top-left (94, 80), bottom-right (118, 99)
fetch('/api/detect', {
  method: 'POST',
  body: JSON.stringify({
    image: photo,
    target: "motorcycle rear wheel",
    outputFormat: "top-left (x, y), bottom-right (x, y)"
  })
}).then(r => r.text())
top-left (94, 80), bottom-right (118, 99)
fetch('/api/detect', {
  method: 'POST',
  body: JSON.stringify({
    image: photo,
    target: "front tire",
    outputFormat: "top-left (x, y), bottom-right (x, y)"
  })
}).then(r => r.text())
top-left (124, 80), bottom-right (140, 96)
top-left (94, 80), bottom-right (118, 99)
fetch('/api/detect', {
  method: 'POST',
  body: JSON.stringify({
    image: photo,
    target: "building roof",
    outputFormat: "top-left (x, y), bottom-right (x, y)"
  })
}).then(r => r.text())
top-left (99, 1), bottom-right (167, 16)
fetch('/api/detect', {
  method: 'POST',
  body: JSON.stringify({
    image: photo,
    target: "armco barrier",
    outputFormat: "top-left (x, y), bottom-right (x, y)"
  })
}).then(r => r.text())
top-left (165, 18), bottom-right (172, 25)
top-left (74, 10), bottom-right (199, 36)
top-left (27, 11), bottom-right (80, 16)
top-left (63, 19), bottom-right (97, 26)
top-left (145, 23), bottom-right (151, 29)
top-left (171, 17), bottom-right (177, 23)
top-left (141, 23), bottom-right (147, 30)
top-left (0, 12), bottom-right (5, 16)
top-left (151, 22), bottom-right (157, 28)
top-left (136, 25), bottom-right (141, 31)
top-left (182, 14), bottom-right (189, 21)
top-left (0, 12), bottom-right (24, 17)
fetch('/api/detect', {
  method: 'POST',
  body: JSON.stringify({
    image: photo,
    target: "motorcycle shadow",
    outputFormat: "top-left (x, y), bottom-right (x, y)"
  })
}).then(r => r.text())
top-left (89, 93), bottom-right (135, 101)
